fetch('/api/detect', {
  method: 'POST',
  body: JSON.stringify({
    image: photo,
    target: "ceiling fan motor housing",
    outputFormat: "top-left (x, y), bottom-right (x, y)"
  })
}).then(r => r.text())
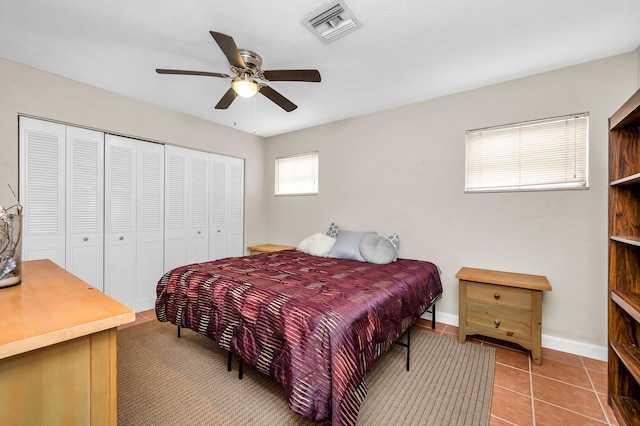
top-left (238, 49), bottom-right (262, 71)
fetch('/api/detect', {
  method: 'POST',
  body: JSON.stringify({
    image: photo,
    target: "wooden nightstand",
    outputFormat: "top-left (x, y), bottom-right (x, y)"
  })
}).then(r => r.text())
top-left (247, 244), bottom-right (297, 255)
top-left (456, 267), bottom-right (552, 365)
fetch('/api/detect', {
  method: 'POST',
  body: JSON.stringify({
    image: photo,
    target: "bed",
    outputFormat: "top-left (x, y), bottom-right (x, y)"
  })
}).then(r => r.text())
top-left (156, 249), bottom-right (442, 425)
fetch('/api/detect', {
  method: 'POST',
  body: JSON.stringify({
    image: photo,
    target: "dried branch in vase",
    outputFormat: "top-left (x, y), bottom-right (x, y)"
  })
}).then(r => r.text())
top-left (0, 185), bottom-right (23, 287)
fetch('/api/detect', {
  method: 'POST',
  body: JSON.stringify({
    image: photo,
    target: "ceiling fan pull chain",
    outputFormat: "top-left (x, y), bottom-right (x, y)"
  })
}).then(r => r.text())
top-left (252, 96), bottom-right (257, 135)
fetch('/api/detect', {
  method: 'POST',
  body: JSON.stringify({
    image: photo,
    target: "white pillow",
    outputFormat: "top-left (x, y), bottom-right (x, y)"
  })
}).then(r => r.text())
top-left (297, 233), bottom-right (336, 257)
top-left (327, 230), bottom-right (375, 262)
top-left (359, 234), bottom-right (396, 264)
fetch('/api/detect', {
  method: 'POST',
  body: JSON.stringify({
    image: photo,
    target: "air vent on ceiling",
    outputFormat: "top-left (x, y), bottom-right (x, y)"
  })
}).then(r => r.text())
top-left (303, 1), bottom-right (363, 43)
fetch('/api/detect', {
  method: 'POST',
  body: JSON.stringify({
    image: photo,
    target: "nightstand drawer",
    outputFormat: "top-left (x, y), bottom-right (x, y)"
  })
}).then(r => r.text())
top-left (467, 282), bottom-right (532, 311)
top-left (466, 302), bottom-right (532, 342)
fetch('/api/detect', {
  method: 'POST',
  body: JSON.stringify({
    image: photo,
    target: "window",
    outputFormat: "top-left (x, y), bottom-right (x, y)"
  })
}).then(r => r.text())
top-left (465, 113), bottom-right (589, 192)
top-left (275, 151), bottom-right (319, 195)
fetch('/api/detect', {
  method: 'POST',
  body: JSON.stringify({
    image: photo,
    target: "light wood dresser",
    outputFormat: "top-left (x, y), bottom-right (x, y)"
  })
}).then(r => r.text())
top-left (0, 259), bottom-right (135, 425)
top-left (456, 267), bottom-right (552, 365)
top-left (247, 244), bottom-right (297, 255)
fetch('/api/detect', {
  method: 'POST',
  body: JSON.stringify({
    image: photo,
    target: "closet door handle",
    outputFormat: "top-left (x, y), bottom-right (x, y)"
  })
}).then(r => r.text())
top-left (83, 237), bottom-right (88, 242)
top-left (197, 231), bottom-right (202, 234)
top-left (119, 236), bottom-right (124, 241)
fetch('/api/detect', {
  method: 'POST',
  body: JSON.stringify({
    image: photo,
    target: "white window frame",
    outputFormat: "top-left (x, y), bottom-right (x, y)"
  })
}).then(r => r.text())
top-left (274, 151), bottom-right (319, 196)
top-left (465, 113), bottom-right (589, 193)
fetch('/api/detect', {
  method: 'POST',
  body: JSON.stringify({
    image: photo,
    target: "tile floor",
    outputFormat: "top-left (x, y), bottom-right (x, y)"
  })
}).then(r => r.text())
top-left (121, 311), bottom-right (617, 426)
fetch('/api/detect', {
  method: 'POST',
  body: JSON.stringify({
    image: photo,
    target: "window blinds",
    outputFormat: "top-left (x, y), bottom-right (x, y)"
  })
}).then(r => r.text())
top-left (275, 151), bottom-right (319, 195)
top-left (465, 113), bottom-right (589, 192)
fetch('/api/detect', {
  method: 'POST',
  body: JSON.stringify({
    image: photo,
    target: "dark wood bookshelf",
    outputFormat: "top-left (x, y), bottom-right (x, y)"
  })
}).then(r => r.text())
top-left (609, 87), bottom-right (640, 426)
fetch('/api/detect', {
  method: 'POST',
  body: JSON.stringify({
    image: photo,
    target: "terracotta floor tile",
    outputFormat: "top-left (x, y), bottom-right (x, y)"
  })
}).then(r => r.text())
top-left (541, 347), bottom-right (582, 367)
top-left (588, 369), bottom-right (608, 395)
top-left (582, 356), bottom-right (607, 374)
top-left (489, 344), bottom-right (530, 371)
top-left (491, 387), bottom-right (533, 426)
top-left (494, 364), bottom-right (531, 396)
top-left (531, 358), bottom-right (592, 389)
top-left (141, 309), bottom-right (157, 320)
top-left (430, 320), bottom-right (449, 332)
top-left (420, 319), bottom-right (438, 330)
top-left (597, 393), bottom-right (619, 425)
top-left (534, 400), bottom-right (607, 425)
top-left (490, 415), bottom-right (517, 425)
top-left (532, 375), bottom-right (605, 421)
top-left (442, 323), bottom-right (459, 334)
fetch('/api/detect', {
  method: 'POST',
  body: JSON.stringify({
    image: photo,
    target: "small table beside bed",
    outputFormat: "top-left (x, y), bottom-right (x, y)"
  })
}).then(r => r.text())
top-left (156, 231), bottom-right (442, 426)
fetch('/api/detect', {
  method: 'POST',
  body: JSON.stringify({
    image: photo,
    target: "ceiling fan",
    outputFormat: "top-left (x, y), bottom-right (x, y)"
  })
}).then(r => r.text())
top-left (156, 31), bottom-right (321, 112)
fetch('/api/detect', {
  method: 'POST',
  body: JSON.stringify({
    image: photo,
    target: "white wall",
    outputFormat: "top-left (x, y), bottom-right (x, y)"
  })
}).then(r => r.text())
top-left (264, 52), bottom-right (640, 360)
top-left (0, 57), bottom-right (266, 250)
top-left (3, 51), bottom-right (638, 360)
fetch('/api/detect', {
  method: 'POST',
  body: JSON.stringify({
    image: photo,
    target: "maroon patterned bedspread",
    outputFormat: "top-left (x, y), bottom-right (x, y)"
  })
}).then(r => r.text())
top-left (155, 250), bottom-right (442, 425)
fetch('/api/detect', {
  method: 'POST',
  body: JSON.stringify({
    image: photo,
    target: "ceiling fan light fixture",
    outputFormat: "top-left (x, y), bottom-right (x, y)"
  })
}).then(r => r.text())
top-left (232, 75), bottom-right (258, 98)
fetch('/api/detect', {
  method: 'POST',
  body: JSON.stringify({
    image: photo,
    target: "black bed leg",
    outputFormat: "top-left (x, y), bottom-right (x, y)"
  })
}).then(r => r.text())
top-left (238, 357), bottom-right (243, 380)
top-left (431, 303), bottom-right (436, 330)
top-left (177, 326), bottom-right (181, 337)
top-left (227, 351), bottom-right (232, 372)
top-left (406, 327), bottom-right (411, 372)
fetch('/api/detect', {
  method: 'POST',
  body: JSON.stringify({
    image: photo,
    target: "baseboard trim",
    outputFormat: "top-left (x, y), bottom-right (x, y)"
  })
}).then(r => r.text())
top-left (417, 311), bottom-right (607, 361)
top-left (541, 334), bottom-right (607, 362)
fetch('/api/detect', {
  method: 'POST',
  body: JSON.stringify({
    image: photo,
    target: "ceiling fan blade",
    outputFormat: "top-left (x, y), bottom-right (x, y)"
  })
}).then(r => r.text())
top-left (156, 68), bottom-right (231, 79)
top-left (215, 88), bottom-right (237, 109)
top-left (259, 85), bottom-right (297, 112)
top-left (209, 31), bottom-right (246, 69)
top-left (262, 69), bottom-right (321, 82)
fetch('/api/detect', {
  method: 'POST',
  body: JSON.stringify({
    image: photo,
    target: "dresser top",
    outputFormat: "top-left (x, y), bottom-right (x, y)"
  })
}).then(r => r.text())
top-left (0, 259), bottom-right (135, 359)
top-left (456, 267), bottom-right (552, 292)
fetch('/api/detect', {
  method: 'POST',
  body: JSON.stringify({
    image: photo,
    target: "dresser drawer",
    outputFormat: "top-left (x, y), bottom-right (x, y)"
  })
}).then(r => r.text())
top-left (466, 281), bottom-right (532, 311)
top-left (466, 302), bottom-right (533, 342)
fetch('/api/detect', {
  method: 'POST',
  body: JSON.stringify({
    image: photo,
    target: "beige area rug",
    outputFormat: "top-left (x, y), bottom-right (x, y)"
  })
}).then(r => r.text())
top-left (118, 321), bottom-right (495, 425)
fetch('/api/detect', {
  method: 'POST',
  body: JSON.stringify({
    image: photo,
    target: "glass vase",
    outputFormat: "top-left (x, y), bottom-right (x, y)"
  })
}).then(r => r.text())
top-left (0, 213), bottom-right (22, 288)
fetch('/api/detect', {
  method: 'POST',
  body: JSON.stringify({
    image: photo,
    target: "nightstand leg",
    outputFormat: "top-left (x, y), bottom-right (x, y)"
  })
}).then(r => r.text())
top-left (458, 280), bottom-right (468, 343)
top-left (531, 290), bottom-right (543, 365)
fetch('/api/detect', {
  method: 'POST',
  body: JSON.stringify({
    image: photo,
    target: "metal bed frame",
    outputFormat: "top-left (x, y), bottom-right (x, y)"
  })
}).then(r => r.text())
top-left (175, 294), bottom-right (440, 379)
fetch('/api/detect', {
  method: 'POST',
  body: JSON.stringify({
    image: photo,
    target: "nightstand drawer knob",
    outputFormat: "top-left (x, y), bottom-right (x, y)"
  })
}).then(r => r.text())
top-left (494, 293), bottom-right (500, 299)
top-left (494, 319), bottom-right (501, 328)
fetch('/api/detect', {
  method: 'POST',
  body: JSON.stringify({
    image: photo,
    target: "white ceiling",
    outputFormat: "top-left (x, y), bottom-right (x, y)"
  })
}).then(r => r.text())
top-left (1, 0), bottom-right (639, 137)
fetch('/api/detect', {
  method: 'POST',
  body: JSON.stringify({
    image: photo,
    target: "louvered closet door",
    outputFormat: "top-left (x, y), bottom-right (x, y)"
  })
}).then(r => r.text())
top-left (104, 135), bottom-right (136, 309)
top-left (209, 156), bottom-right (227, 260)
top-left (65, 126), bottom-right (104, 290)
top-left (188, 150), bottom-right (210, 263)
top-left (164, 145), bottom-right (189, 272)
top-left (136, 141), bottom-right (164, 311)
top-left (209, 153), bottom-right (244, 260)
top-left (164, 145), bottom-right (209, 272)
top-left (19, 117), bottom-right (66, 267)
top-left (226, 157), bottom-right (244, 256)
